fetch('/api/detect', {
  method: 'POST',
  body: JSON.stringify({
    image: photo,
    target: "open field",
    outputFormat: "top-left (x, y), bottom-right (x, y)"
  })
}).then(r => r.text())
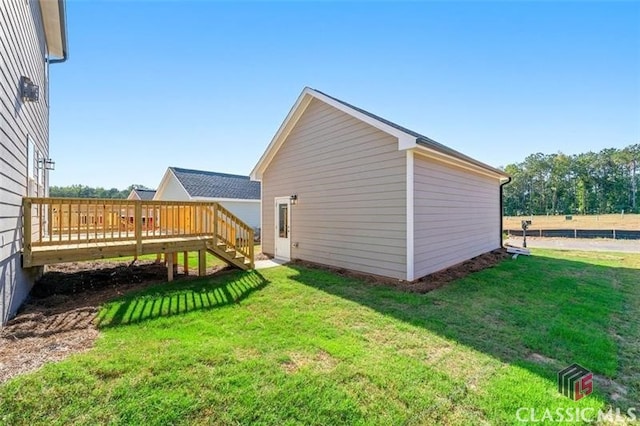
top-left (504, 214), bottom-right (640, 230)
top-left (1, 249), bottom-right (638, 424)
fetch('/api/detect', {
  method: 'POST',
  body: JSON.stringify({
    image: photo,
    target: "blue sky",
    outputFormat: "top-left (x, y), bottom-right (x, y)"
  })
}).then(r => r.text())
top-left (50, 1), bottom-right (640, 189)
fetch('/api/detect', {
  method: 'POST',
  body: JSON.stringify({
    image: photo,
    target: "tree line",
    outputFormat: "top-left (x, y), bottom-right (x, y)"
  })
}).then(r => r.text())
top-left (49, 184), bottom-right (151, 199)
top-left (503, 144), bottom-right (639, 216)
top-left (47, 144), bottom-right (639, 216)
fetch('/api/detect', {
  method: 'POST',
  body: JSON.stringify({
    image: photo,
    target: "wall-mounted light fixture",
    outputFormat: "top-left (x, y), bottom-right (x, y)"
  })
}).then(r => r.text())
top-left (37, 158), bottom-right (55, 170)
top-left (20, 76), bottom-right (40, 102)
top-left (290, 194), bottom-right (298, 205)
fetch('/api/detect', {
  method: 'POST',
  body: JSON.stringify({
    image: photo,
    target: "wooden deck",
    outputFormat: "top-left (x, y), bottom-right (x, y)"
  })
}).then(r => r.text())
top-left (22, 197), bottom-right (255, 280)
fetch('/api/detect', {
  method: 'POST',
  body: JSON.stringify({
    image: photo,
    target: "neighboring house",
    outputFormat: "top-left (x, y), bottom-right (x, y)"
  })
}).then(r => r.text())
top-left (127, 188), bottom-right (156, 200)
top-left (1, 0), bottom-right (68, 324)
top-left (154, 167), bottom-right (261, 228)
top-left (251, 87), bottom-right (510, 281)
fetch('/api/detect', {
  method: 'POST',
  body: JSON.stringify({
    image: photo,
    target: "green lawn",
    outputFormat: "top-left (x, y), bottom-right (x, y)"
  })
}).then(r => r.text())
top-left (1, 249), bottom-right (638, 425)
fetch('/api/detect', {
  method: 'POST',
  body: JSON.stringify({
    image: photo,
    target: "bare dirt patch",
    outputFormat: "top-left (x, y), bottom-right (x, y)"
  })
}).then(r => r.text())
top-left (255, 252), bottom-right (270, 261)
top-left (280, 349), bottom-right (338, 374)
top-left (0, 260), bottom-right (226, 384)
top-left (526, 352), bottom-right (559, 366)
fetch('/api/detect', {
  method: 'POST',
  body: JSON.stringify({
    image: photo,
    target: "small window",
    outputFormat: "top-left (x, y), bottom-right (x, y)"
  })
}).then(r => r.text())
top-left (278, 203), bottom-right (288, 238)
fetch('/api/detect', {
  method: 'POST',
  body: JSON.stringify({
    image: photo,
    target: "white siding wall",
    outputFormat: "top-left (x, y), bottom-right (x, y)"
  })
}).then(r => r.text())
top-left (1, 0), bottom-right (49, 324)
top-left (262, 99), bottom-right (407, 279)
top-left (413, 153), bottom-right (501, 278)
top-left (218, 201), bottom-right (260, 229)
top-left (154, 173), bottom-right (190, 201)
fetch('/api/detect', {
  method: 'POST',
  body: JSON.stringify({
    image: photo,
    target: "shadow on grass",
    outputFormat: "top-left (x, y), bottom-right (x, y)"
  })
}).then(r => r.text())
top-left (286, 253), bottom-right (639, 408)
top-left (96, 270), bottom-right (269, 328)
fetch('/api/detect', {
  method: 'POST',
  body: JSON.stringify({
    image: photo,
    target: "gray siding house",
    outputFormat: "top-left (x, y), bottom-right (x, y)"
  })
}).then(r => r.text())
top-left (154, 167), bottom-right (261, 229)
top-left (1, 0), bottom-right (68, 324)
top-left (251, 88), bottom-right (510, 281)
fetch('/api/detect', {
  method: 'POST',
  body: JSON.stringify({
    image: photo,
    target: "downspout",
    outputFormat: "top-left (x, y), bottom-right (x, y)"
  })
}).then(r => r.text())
top-left (499, 176), bottom-right (512, 247)
top-left (48, 0), bottom-right (68, 64)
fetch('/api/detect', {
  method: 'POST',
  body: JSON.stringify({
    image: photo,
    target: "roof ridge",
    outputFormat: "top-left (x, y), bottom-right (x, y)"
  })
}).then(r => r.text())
top-left (309, 88), bottom-right (425, 140)
top-left (171, 167), bottom-right (251, 179)
top-left (168, 167), bottom-right (261, 200)
top-left (306, 88), bottom-right (507, 177)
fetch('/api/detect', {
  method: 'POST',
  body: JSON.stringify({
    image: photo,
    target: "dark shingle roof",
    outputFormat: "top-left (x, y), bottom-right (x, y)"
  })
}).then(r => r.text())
top-left (171, 167), bottom-right (260, 200)
top-left (311, 88), bottom-right (508, 177)
top-left (132, 189), bottom-right (156, 200)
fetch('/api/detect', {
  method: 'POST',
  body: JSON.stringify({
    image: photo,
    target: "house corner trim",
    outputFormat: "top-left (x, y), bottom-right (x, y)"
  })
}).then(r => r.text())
top-left (406, 150), bottom-right (414, 281)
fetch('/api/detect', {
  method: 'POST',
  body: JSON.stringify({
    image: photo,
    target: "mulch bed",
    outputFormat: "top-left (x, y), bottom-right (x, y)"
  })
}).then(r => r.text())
top-left (0, 259), bottom-right (226, 384)
top-left (293, 248), bottom-right (511, 293)
top-left (402, 248), bottom-right (511, 293)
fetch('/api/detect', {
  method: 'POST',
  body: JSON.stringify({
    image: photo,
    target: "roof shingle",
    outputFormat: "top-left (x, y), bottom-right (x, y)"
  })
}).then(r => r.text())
top-left (171, 167), bottom-right (260, 200)
top-left (132, 189), bottom-right (156, 200)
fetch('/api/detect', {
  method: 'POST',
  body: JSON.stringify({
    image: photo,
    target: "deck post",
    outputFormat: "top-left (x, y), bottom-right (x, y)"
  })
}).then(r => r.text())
top-left (47, 203), bottom-right (52, 237)
top-left (135, 201), bottom-right (143, 256)
top-left (198, 249), bottom-right (206, 276)
top-left (167, 252), bottom-right (174, 282)
top-left (213, 203), bottom-right (218, 247)
top-left (249, 228), bottom-right (255, 269)
top-left (156, 253), bottom-right (162, 263)
top-left (23, 198), bottom-right (32, 266)
top-left (173, 252), bottom-right (178, 275)
top-left (183, 251), bottom-right (189, 274)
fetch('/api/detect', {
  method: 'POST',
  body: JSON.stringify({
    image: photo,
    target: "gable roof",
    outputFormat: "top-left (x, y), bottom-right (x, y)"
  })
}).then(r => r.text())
top-left (170, 167), bottom-right (260, 200)
top-left (250, 87), bottom-right (509, 180)
top-left (132, 188), bottom-right (156, 200)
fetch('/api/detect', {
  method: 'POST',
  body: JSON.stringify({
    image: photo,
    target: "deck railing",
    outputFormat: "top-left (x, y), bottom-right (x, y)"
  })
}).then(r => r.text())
top-left (214, 203), bottom-right (254, 261)
top-left (23, 197), bottom-right (254, 261)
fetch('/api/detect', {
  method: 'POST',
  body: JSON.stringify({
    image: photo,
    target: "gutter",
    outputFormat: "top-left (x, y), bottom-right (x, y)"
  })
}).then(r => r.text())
top-left (48, 0), bottom-right (68, 64)
top-left (499, 176), bottom-right (512, 247)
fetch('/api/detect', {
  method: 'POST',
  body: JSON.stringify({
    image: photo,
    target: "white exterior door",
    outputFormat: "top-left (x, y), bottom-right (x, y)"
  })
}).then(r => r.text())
top-left (274, 197), bottom-right (291, 260)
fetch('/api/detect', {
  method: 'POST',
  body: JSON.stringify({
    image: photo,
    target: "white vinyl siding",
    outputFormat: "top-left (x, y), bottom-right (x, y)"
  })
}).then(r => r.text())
top-left (413, 153), bottom-right (501, 277)
top-left (1, 0), bottom-right (49, 324)
top-left (262, 98), bottom-right (407, 279)
top-left (218, 201), bottom-right (261, 229)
